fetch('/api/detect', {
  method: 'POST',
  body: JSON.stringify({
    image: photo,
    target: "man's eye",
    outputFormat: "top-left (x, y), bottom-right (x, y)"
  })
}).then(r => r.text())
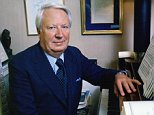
top-left (62, 25), bottom-right (69, 29)
top-left (48, 26), bottom-right (56, 30)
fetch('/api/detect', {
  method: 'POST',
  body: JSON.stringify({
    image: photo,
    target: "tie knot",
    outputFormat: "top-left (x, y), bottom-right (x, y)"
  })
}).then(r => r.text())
top-left (56, 58), bottom-right (64, 68)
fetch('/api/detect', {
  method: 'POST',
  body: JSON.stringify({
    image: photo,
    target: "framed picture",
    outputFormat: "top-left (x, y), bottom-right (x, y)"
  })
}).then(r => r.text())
top-left (24, 0), bottom-right (64, 36)
top-left (80, 0), bottom-right (123, 35)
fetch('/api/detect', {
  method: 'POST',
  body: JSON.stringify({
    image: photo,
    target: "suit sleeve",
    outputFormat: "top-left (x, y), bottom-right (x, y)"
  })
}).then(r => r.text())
top-left (72, 47), bottom-right (119, 88)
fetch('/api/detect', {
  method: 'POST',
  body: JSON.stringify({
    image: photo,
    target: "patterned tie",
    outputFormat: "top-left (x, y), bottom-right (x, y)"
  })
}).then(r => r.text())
top-left (56, 58), bottom-right (67, 98)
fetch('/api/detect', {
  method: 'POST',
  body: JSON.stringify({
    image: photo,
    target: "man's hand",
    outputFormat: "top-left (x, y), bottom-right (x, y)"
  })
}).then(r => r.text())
top-left (114, 73), bottom-right (141, 97)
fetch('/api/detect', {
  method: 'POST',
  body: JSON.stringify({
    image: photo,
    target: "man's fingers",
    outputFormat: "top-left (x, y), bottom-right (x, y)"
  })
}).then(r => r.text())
top-left (116, 81), bottom-right (125, 96)
top-left (132, 79), bottom-right (142, 85)
top-left (128, 81), bottom-right (136, 92)
top-left (115, 74), bottom-right (142, 97)
top-left (122, 81), bottom-right (132, 93)
top-left (129, 79), bottom-right (142, 92)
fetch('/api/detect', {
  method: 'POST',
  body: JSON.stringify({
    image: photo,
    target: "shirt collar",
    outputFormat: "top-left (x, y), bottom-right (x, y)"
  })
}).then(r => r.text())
top-left (44, 52), bottom-right (64, 72)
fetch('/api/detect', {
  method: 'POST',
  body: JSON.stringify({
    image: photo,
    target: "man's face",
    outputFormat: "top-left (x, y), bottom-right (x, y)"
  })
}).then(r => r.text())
top-left (39, 8), bottom-right (70, 57)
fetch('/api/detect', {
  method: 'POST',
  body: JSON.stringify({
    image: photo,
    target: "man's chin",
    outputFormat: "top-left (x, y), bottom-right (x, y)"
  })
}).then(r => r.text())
top-left (54, 48), bottom-right (66, 53)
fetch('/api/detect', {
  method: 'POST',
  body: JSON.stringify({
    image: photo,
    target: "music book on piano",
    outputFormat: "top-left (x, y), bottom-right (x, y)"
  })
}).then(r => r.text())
top-left (138, 35), bottom-right (154, 100)
top-left (121, 101), bottom-right (154, 115)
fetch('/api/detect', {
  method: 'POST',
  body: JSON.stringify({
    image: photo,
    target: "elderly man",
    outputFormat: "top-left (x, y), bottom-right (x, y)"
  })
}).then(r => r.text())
top-left (9, 3), bottom-right (141, 115)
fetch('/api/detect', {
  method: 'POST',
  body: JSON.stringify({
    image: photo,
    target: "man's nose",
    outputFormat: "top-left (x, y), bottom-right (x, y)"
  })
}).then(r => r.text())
top-left (55, 27), bottom-right (63, 39)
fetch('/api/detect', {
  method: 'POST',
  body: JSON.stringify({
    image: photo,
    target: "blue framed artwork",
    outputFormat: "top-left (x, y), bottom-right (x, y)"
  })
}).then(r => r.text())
top-left (80, 0), bottom-right (123, 35)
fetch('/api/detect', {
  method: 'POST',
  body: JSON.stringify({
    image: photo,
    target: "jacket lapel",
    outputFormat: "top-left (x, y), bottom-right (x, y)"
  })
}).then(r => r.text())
top-left (64, 49), bottom-right (82, 111)
top-left (64, 53), bottom-right (74, 105)
top-left (32, 45), bottom-right (67, 107)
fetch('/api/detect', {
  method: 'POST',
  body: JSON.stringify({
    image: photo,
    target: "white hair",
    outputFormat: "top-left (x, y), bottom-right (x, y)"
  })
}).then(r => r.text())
top-left (35, 2), bottom-right (72, 33)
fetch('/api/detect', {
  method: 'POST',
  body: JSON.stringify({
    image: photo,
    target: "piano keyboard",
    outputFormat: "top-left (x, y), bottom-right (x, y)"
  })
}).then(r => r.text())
top-left (98, 89), bottom-right (120, 115)
top-left (98, 89), bottom-right (109, 115)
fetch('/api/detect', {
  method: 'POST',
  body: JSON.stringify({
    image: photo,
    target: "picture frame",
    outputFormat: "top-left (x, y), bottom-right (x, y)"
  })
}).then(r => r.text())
top-left (80, 0), bottom-right (123, 35)
top-left (24, 0), bottom-right (64, 36)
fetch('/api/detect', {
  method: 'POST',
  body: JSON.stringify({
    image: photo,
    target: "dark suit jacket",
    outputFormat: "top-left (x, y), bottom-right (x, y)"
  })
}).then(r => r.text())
top-left (9, 43), bottom-right (118, 115)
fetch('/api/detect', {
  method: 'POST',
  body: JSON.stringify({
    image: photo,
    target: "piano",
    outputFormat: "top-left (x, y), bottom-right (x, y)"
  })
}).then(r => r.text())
top-left (97, 51), bottom-right (153, 115)
top-left (97, 88), bottom-right (120, 115)
top-left (118, 52), bottom-right (145, 111)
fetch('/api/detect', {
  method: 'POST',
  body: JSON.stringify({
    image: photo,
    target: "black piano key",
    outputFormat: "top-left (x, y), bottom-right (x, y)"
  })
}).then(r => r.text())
top-left (107, 88), bottom-right (120, 115)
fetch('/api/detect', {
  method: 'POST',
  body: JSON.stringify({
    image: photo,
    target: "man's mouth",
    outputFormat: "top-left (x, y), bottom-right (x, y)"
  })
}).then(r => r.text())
top-left (54, 41), bottom-right (64, 45)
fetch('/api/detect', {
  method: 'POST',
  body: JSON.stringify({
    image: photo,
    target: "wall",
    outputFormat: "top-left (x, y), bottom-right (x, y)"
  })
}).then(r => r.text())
top-left (1, 0), bottom-right (153, 67)
top-left (0, 0), bottom-right (135, 69)
top-left (0, 0), bottom-right (134, 114)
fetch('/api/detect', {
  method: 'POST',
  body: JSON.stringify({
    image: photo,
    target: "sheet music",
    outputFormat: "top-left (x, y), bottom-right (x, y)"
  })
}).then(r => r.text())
top-left (122, 101), bottom-right (154, 115)
top-left (138, 35), bottom-right (154, 99)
